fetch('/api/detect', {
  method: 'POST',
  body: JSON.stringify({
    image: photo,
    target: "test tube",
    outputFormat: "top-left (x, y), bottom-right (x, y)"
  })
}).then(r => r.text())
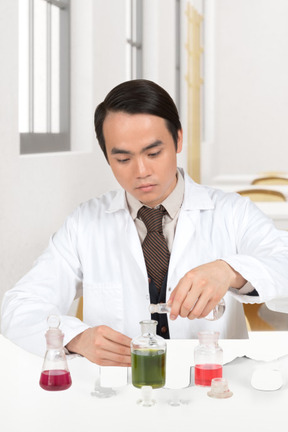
top-left (149, 298), bottom-right (226, 321)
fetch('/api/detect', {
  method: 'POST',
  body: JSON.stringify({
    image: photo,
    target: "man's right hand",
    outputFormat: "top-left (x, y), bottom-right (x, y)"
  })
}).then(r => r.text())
top-left (66, 325), bottom-right (132, 366)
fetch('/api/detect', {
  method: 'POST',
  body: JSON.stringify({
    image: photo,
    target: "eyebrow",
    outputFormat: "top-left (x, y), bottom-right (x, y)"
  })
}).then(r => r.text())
top-left (110, 140), bottom-right (163, 155)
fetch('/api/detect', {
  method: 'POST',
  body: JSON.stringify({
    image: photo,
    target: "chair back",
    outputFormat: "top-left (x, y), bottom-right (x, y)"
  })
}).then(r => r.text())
top-left (252, 176), bottom-right (288, 185)
top-left (243, 304), bottom-right (274, 331)
top-left (76, 297), bottom-right (83, 321)
top-left (237, 189), bottom-right (286, 202)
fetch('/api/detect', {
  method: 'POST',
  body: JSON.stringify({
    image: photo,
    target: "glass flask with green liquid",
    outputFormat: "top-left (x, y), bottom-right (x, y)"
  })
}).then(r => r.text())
top-left (131, 320), bottom-right (166, 389)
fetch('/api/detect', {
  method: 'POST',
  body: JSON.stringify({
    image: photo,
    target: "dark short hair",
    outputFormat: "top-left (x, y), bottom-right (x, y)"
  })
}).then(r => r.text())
top-left (94, 79), bottom-right (182, 160)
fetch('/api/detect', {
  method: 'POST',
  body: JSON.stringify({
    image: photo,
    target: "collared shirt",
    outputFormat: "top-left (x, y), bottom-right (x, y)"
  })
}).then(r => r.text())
top-left (126, 169), bottom-right (185, 252)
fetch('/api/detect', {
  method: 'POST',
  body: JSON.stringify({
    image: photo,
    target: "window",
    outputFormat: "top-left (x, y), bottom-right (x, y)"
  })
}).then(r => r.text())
top-left (126, 0), bottom-right (143, 79)
top-left (175, 0), bottom-right (181, 110)
top-left (19, 0), bottom-right (70, 154)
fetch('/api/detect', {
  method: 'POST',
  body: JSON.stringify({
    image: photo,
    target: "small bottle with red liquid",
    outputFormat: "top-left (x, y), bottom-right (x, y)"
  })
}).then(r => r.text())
top-left (194, 331), bottom-right (223, 387)
top-left (39, 315), bottom-right (72, 391)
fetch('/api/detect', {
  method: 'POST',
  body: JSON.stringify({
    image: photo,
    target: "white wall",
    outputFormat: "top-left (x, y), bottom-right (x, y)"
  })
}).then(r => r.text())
top-left (0, 0), bottom-right (181, 318)
top-left (0, 0), bottom-right (124, 315)
top-left (202, 0), bottom-right (288, 183)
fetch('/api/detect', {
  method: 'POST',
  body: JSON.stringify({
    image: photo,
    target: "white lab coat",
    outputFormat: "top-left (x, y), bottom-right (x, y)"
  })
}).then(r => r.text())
top-left (2, 170), bottom-right (288, 356)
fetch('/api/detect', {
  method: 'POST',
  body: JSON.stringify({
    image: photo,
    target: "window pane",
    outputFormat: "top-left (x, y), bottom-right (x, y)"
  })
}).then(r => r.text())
top-left (19, 0), bottom-right (70, 153)
top-left (19, 0), bottom-right (29, 133)
top-left (51, 4), bottom-right (60, 132)
top-left (125, 0), bottom-right (132, 79)
top-left (126, 0), bottom-right (142, 80)
top-left (34, 0), bottom-right (47, 132)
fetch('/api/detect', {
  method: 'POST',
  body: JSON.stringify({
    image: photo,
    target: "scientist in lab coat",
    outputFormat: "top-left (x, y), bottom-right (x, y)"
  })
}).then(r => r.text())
top-left (2, 79), bottom-right (288, 366)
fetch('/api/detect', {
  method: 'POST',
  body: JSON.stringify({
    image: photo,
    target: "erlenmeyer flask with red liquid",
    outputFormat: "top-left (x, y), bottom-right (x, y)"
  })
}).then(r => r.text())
top-left (39, 315), bottom-right (72, 391)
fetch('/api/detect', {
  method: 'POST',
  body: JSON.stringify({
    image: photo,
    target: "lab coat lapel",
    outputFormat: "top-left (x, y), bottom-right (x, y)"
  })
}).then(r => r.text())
top-left (168, 209), bottom-right (199, 280)
top-left (107, 189), bottom-right (147, 278)
top-left (168, 173), bottom-right (214, 283)
top-left (125, 215), bottom-right (147, 278)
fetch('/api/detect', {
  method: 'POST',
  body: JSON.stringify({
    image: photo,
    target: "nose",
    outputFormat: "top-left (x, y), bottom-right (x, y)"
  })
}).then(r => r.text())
top-left (135, 156), bottom-right (150, 178)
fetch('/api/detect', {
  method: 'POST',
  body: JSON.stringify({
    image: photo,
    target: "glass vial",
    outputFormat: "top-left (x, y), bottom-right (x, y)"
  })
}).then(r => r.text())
top-left (131, 320), bottom-right (166, 389)
top-left (39, 315), bottom-right (72, 391)
top-left (194, 331), bottom-right (223, 386)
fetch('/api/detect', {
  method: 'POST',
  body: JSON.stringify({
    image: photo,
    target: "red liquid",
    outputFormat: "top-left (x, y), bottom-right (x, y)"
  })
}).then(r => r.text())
top-left (194, 364), bottom-right (222, 386)
top-left (39, 370), bottom-right (72, 391)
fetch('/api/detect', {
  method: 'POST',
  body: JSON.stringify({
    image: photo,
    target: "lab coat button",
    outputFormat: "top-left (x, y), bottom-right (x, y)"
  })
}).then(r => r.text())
top-left (161, 326), bottom-right (168, 334)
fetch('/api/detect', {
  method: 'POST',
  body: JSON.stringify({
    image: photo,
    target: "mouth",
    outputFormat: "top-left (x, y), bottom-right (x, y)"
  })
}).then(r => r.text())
top-left (136, 183), bottom-right (156, 192)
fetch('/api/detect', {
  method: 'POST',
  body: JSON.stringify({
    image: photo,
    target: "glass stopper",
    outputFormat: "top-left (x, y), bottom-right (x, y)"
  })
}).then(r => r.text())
top-left (47, 315), bottom-right (60, 329)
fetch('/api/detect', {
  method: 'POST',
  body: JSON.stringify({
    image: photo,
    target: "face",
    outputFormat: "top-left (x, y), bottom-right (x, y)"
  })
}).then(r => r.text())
top-left (103, 112), bottom-right (183, 207)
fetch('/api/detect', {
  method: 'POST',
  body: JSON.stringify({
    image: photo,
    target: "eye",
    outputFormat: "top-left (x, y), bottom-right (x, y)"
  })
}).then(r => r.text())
top-left (148, 150), bottom-right (161, 158)
top-left (117, 158), bottom-right (130, 164)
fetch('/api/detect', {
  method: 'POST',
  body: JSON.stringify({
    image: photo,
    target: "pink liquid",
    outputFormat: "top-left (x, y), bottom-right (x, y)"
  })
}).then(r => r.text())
top-left (39, 370), bottom-right (72, 391)
top-left (194, 364), bottom-right (222, 386)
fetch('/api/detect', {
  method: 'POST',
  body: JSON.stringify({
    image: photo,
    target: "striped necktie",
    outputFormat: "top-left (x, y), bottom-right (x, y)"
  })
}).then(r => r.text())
top-left (138, 205), bottom-right (170, 291)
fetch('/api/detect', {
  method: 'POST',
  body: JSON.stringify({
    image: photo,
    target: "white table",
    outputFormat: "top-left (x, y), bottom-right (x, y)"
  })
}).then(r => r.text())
top-left (1, 333), bottom-right (288, 432)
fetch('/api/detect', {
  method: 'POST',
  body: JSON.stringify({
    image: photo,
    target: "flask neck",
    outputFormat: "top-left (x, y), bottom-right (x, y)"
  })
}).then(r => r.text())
top-left (45, 328), bottom-right (64, 350)
top-left (140, 320), bottom-right (157, 336)
top-left (198, 331), bottom-right (220, 345)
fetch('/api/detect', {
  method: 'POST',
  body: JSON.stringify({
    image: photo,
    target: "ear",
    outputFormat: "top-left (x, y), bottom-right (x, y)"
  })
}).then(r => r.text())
top-left (176, 129), bottom-right (183, 153)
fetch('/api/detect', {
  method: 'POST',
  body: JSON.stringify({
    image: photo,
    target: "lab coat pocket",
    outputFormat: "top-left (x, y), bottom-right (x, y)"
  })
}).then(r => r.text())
top-left (83, 281), bottom-right (124, 332)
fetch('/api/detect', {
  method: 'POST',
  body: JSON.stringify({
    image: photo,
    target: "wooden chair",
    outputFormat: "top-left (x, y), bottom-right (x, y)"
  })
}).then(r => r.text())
top-left (238, 187), bottom-right (283, 331)
top-left (76, 296), bottom-right (83, 321)
top-left (237, 189), bottom-right (286, 202)
top-left (252, 176), bottom-right (288, 185)
top-left (258, 171), bottom-right (287, 176)
top-left (243, 303), bottom-right (274, 331)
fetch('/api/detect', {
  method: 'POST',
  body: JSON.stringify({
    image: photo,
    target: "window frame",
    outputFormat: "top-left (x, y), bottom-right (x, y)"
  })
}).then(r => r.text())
top-left (19, 0), bottom-right (70, 155)
top-left (126, 0), bottom-right (143, 80)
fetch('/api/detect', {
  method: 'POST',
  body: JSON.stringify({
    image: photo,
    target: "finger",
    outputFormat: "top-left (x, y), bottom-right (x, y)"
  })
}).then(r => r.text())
top-left (96, 359), bottom-right (131, 367)
top-left (96, 349), bottom-right (132, 367)
top-left (167, 286), bottom-right (177, 304)
top-left (178, 290), bottom-right (201, 318)
top-left (89, 326), bottom-right (132, 366)
top-left (197, 299), bottom-right (219, 319)
top-left (100, 325), bottom-right (132, 347)
top-left (186, 297), bottom-right (205, 319)
top-left (187, 296), bottom-right (214, 320)
top-left (169, 277), bottom-right (194, 319)
top-left (95, 327), bottom-right (131, 356)
top-left (175, 280), bottom-right (204, 318)
top-left (96, 336), bottom-right (131, 358)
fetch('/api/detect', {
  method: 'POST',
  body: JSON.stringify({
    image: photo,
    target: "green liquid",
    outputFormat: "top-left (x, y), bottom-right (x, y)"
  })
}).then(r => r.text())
top-left (131, 349), bottom-right (166, 389)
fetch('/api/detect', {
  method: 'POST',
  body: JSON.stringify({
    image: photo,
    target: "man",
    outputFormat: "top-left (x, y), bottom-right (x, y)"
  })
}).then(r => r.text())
top-left (2, 80), bottom-right (288, 366)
